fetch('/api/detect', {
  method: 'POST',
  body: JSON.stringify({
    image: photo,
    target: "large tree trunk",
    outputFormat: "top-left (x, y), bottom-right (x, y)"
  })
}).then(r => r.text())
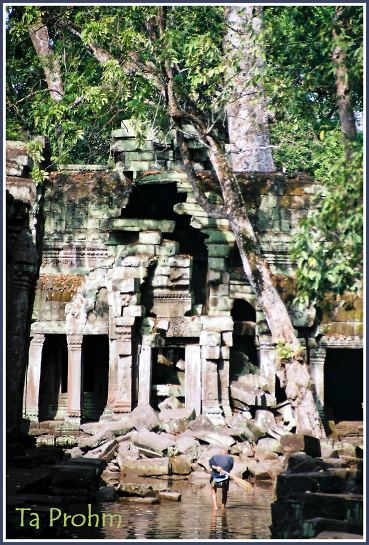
top-left (221, 6), bottom-right (324, 437)
top-left (207, 142), bottom-right (324, 437)
top-left (332, 6), bottom-right (357, 160)
top-left (160, 3), bottom-right (324, 437)
top-left (224, 6), bottom-right (275, 172)
top-left (28, 22), bottom-right (64, 101)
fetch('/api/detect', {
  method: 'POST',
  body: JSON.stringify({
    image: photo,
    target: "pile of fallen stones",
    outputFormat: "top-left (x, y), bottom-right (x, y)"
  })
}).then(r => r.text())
top-left (9, 404), bottom-right (363, 539)
top-left (65, 404), bottom-right (287, 497)
top-left (31, 403), bottom-right (361, 505)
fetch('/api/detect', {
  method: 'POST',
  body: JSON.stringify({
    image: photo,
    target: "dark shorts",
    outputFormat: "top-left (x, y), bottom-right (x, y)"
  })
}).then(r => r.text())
top-left (210, 477), bottom-right (230, 490)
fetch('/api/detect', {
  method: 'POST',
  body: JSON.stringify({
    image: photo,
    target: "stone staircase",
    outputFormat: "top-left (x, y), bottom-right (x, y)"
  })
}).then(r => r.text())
top-left (37, 392), bottom-right (106, 424)
top-left (270, 451), bottom-right (363, 539)
top-left (81, 392), bottom-right (105, 422)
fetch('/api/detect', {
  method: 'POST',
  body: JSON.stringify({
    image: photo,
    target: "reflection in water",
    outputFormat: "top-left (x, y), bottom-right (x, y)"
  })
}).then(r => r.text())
top-left (209, 510), bottom-right (230, 539)
top-left (93, 481), bottom-right (274, 540)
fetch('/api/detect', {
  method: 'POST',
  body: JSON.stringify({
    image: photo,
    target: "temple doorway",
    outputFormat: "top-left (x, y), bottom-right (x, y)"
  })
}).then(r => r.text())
top-left (81, 335), bottom-right (109, 422)
top-left (324, 348), bottom-right (363, 422)
top-left (151, 342), bottom-right (185, 410)
top-left (230, 299), bottom-right (258, 382)
top-left (38, 334), bottom-right (68, 421)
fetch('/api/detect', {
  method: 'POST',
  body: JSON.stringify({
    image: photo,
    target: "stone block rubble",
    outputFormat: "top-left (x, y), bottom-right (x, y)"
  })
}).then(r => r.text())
top-left (271, 449), bottom-right (363, 539)
top-left (26, 399), bottom-right (362, 541)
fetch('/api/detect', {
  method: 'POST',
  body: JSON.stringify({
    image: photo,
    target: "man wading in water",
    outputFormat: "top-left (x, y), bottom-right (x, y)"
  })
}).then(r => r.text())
top-left (209, 450), bottom-right (234, 510)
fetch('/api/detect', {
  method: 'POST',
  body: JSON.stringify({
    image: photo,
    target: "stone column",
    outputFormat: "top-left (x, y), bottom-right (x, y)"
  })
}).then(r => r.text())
top-left (100, 339), bottom-right (117, 420)
top-left (66, 334), bottom-right (83, 423)
top-left (201, 352), bottom-right (225, 425)
top-left (185, 344), bottom-right (201, 415)
top-left (218, 354), bottom-right (232, 417)
top-left (309, 347), bottom-right (326, 413)
top-left (7, 261), bottom-right (38, 436)
top-left (24, 334), bottom-right (45, 421)
top-left (108, 339), bottom-right (118, 403)
top-left (138, 338), bottom-right (152, 405)
top-left (258, 336), bottom-right (276, 396)
top-left (113, 336), bottom-right (133, 413)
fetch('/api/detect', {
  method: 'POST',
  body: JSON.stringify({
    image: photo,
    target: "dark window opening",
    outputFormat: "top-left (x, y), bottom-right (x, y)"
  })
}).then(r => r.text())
top-left (81, 335), bottom-right (109, 422)
top-left (107, 231), bottom-right (139, 246)
top-left (231, 299), bottom-right (256, 322)
top-left (131, 327), bottom-right (140, 410)
top-left (151, 344), bottom-right (185, 410)
top-left (230, 335), bottom-right (259, 383)
top-left (121, 183), bottom-right (186, 220)
top-left (324, 348), bottom-right (363, 422)
top-left (275, 375), bottom-right (287, 404)
top-left (140, 260), bottom-right (158, 317)
top-left (228, 244), bottom-right (243, 271)
top-left (166, 216), bottom-right (208, 306)
top-left (38, 334), bottom-right (68, 421)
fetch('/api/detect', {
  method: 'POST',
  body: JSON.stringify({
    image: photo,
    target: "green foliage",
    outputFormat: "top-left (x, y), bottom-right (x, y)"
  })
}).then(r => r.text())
top-left (261, 6), bottom-right (363, 304)
top-left (276, 340), bottom-right (304, 363)
top-left (263, 6), bottom-right (362, 175)
top-left (6, 5), bottom-right (363, 305)
top-left (291, 132), bottom-right (363, 305)
top-left (6, 6), bottom-right (226, 164)
top-left (26, 138), bottom-right (48, 184)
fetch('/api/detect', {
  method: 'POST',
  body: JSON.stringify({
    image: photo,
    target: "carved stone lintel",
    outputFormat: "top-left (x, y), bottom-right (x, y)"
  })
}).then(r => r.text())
top-left (320, 335), bottom-right (363, 349)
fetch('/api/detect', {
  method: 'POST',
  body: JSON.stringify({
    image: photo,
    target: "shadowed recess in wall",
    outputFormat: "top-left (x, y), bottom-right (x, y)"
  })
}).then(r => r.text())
top-left (38, 334), bottom-right (68, 421)
top-left (121, 182), bottom-right (186, 219)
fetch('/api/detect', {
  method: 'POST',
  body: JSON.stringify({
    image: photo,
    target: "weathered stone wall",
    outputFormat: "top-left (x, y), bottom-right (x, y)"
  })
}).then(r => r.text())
top-left (21, 121), bottom-right (363, 425)
top-left (6, 142), bottom-right (41, 436)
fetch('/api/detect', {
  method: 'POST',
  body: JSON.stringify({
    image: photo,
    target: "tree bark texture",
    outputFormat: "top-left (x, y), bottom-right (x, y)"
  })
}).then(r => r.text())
top-left (28, 23), bottom-right (64, 101)
top-left (222, 6), bottom-right (323, 436)
top-left (205, 142), bottom-right (324, 437)
top-left (332, 7), bottom-right (357, 160)
top-left (224, 6), bottom-right (275, 172)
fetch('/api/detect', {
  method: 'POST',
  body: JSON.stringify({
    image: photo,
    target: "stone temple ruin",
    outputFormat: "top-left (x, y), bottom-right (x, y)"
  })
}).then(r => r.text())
top-left (7, 121), bottom-right (363, 433)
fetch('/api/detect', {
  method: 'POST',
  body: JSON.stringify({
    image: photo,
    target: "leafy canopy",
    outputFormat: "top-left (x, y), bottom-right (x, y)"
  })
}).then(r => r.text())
top-left (6, 5), bottom-right (363, 305)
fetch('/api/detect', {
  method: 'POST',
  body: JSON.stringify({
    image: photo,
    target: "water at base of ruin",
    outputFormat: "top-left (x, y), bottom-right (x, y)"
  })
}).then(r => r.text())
top-left (69, 481), bottom-right (274, 540)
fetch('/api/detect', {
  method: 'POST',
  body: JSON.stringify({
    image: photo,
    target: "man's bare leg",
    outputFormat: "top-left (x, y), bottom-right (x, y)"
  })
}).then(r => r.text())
top-left (211, 485), bottom-right (218, 510)
top-left (221, 485), bottom-right (228, 510)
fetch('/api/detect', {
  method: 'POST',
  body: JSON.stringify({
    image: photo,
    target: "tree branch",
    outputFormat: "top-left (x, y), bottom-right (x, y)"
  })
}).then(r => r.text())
top-left (157, 7), bottom-right (226, 219)
top-left (28, 22), bottom-right (64, 102)
top-left (66, 22), bottom-right (165, 92)
top-left (15, 87), bottom-right (64, 104)
top-left (176, 130), bottom-right (226, 219)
